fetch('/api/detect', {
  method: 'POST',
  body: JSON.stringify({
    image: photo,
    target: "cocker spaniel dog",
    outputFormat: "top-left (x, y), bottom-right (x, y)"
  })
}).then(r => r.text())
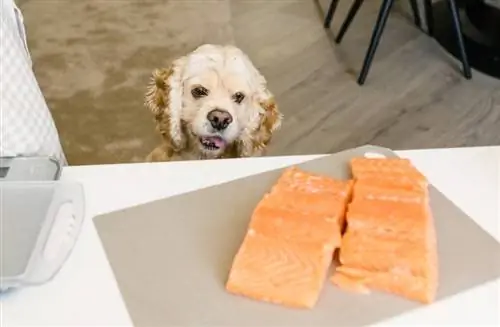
top-left (144, 44), bottom-right (283, 162)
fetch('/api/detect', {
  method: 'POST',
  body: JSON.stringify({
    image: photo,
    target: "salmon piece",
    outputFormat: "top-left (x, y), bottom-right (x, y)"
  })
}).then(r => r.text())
top-left (345, 199), bottom-right (433, 241)
top-left (331, 272), bottom-right (371, 295)
top-left (226, 230), bottom-right (334, 308)
top-left (226, 167), bottom-right (354, 308)
top-left (350, 158), bottom-right (427, 187)
top-left (272, 167), bottom-right (354, 197)
top-left (351, 157), bottom-right (414, 170)
top-left (335, 265), bottom-right (371, 278)
top-left (249, 205), bottom-right (343, 249)
top-left (258, 190), bottom-right (350, 230)
top-left (254, 167), bottom-right (353, 236)
top-left (339, 230), bottom-right (434, 276)
top-left (352, 174), bottom-right (426, 191)
top-left (332, 157), bottom-right (438, 304)
top-left (350, 157), bottom-right (425, 176)
top-left (333, 266), bottom-right (437, 304)
top-left (266, 167), bottom-right (354, 232)
top-left (260, 189), bottom-right (350, 216)
top-left (352, 178), bottom-right (428, 203)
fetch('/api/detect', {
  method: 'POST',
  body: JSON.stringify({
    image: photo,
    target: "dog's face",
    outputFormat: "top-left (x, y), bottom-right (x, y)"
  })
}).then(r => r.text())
top-left (145, 44), bottom-right (283, 159)
top-left (181, 47), bottom-right (265, 156)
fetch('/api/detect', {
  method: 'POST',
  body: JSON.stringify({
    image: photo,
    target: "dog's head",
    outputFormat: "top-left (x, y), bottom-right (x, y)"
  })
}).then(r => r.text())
top-left (145, 44), bottom-right (283, 159)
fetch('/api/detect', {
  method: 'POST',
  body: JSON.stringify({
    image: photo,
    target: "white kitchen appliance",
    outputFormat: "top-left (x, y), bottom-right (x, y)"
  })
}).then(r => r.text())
top-left (0, 156), bottom-right (85, 292)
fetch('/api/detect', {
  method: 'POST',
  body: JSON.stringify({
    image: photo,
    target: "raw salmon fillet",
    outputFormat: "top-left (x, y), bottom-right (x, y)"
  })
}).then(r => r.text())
top-left (331, 157), bottom-right (439, 304)
top-left (248, 205), bottom-right (343, 248)
top-left (344, 199), bottom-right (434, 242)
top-left (350, 157), bottom-right (427, 184)
top-left (226, 233), bottom-right (333, 308)
top-left (352, 178), bottom-right (428, 203)
top-left (226, 167), bottom-right (353, 308)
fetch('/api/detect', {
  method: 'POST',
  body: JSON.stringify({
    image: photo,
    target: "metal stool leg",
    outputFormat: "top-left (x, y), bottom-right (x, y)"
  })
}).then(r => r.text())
top-left (324, 0), bottom-right (340, 29)
top-left (424, 0), bottom-right (434, 35)
top-left (335, 0), bottom-right (365, 43)
top-left (408, 0), bottom-right (421, 28)
top-left (357, 0), bottom-right (395, 85)
top-left (447, 0), bottom-right (472, 79)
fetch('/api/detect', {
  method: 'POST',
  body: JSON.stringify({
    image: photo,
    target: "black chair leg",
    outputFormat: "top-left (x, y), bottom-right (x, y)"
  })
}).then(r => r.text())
top-left (447, 0), bottom-right (472, 79)
top-left (335, 0), bottom-right (365, 43)
top-left (324, 0), bottom-right (340, 29)
top-left (424, 0), bottom-right (434, 35)
top-left (357, 0), bottom-right (395, 85)
top-left (408, 0), bottom-right (421, 28)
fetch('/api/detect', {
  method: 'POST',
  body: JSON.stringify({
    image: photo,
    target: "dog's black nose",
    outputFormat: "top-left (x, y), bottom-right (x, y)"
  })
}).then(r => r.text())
top-left (207, 109), bottom-right (233, 130)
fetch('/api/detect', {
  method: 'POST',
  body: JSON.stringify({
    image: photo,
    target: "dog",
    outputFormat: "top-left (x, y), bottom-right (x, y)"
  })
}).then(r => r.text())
top-left (144, 44), bottom-right (283, 162)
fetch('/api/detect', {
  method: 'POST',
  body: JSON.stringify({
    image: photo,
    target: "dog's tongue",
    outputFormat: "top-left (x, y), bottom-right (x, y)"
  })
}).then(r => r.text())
top-left (203, 136), bottom-right (226, 148)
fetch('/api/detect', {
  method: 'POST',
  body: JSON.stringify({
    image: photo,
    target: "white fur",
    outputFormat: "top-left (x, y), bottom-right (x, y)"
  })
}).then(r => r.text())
top-left (165, 44), bottom-right (275, 157)
top-left (145, 44), bottom-right (283, 162)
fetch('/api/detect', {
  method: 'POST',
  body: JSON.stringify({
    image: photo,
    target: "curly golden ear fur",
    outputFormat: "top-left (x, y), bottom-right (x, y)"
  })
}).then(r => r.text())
top-left (239, 77), bottom-right (283, 157)
top-left (144, 57), bottom-right (186, 152)
top-left (240, 97), bottom-right (282, 157)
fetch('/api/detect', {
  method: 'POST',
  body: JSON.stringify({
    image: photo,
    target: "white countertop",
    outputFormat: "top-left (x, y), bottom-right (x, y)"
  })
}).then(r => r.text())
top-left (2, 146), bottom-right (499, 326)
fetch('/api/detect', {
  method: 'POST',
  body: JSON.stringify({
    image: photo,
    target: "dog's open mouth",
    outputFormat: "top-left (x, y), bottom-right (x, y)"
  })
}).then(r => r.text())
top-left (199, 136), bottom-right (227, 151)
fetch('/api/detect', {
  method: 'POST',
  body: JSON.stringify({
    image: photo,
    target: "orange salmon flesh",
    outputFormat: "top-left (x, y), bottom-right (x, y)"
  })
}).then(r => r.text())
top-left (332, 157), bottom-right (438, 304)
top-left (226, 167), bottom-right (353, 308)
top-left (226, 158), bottom-right (439, 308)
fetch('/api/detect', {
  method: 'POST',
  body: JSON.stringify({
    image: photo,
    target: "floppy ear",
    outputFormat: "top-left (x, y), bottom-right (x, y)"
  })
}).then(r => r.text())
top-left (144, 57), bottom-right (186, 150)
top-left (241, 87), bottom-right (283, 157)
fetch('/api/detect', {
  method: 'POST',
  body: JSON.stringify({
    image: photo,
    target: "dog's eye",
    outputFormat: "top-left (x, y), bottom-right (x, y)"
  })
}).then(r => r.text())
top-left (233, 92), bottom-right (245, 104)
top-left (191, 86), bottom-right (209, 99)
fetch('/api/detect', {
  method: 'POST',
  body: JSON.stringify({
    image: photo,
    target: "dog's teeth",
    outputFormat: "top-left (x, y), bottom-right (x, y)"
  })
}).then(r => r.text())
top-left (200, 137), bottom-right (221, 150)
